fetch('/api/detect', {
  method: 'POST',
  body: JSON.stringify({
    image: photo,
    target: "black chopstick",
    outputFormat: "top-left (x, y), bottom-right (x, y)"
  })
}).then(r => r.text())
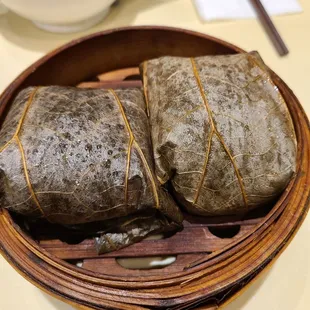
top-left (250, 0), bottom-right (289, 56)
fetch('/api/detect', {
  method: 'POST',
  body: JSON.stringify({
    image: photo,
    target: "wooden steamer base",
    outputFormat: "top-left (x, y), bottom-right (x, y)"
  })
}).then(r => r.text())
top-left (0, 27), bottom-right (309, 309)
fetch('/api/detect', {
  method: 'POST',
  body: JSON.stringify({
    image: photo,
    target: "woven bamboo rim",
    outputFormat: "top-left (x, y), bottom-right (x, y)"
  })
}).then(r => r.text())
top-left (0, 27), bottom-right (309, 309)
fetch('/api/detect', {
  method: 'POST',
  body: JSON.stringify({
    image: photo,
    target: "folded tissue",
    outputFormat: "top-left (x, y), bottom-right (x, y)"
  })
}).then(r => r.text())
top-left (194, 0), bottom-right (302, 22)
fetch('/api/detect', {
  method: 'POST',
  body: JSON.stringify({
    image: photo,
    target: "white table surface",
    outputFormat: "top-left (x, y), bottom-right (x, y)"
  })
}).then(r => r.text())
top-left (0, 0), bottom-right (309, 309)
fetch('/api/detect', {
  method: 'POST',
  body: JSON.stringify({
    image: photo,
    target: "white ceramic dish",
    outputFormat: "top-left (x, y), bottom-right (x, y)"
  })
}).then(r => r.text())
top-left (1, 0), bottom-right (115, 32)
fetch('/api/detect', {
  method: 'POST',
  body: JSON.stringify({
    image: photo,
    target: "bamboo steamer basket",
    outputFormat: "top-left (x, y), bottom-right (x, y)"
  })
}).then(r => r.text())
top-left (0, 26), bottom-right (309, 310)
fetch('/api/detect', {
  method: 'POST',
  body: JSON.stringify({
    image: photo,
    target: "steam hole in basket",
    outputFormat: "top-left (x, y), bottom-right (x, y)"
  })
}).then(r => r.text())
top-left (116, 256), bottom-right (176, 270)
top-left (116, 233), bottom-right (176, 270)
top-left (76, 261), bottom-right (83, 268)
top-left (208, 225), bottom-right (240, 239)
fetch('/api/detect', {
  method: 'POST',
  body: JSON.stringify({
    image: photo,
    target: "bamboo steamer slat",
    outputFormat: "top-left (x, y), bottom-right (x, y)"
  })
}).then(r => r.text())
top-left (0, 26), bottom-right (309, 310)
